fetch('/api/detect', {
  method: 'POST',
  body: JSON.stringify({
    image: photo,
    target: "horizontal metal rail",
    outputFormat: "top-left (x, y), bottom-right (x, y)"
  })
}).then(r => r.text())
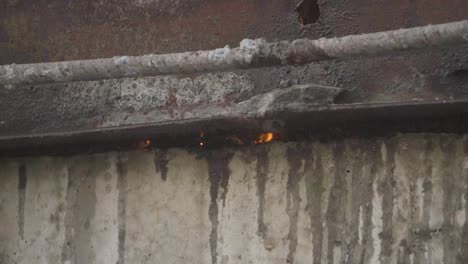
top-left (2, 99), bottom-right (468, 156)
top-left (1, 20), bottom-right (467, 86)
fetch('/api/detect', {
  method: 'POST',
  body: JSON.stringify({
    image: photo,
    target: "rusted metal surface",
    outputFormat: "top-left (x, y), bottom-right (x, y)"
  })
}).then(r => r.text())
top-left (2, 21), bottom-right (466, 86)
top-left (0, 0), bottom-right (467, 153)
top-left (1, 0), bottom-right (466, 63)
top-left (1, 0), bottom-right (467, 97)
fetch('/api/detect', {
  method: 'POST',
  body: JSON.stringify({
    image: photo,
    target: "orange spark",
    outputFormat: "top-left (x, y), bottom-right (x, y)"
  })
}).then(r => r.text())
top-left (144, 139), bottom-right (151, 146)
top-left (255, 132), bottom-right (274, 144)
top-left (138, 138), bottom-right (152, 151)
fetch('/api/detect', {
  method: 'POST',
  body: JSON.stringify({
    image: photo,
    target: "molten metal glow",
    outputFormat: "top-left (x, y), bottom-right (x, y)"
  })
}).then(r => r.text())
top-left (138, 138), bottom-right (152, 151)
top-left (255, 132), bottom-right (274, 144)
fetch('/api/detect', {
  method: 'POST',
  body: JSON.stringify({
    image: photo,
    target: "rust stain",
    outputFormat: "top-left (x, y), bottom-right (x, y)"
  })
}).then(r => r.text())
top-left (0, 0), bottom-right (260, 63)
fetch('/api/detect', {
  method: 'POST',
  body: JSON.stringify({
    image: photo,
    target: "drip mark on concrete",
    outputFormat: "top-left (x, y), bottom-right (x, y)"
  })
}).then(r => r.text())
top-left (361, 141), bottom-right (383, 264)
top-left (306, 147), bottom-right (324, 264)
top-left (207, 150), bottom-right (232, 264)
top-left (73, 158), bottom-right (98, 263)
top-left (421, 138), bottom-right (434, 263)
top-left (255, 147), bottom-right (268, 240)
top-left (286, 146), bottom-right (304, 263)
top-left (17, 161), bottom-right (26, 240)
top-left (154, 150), bottom-right (169, 181)
top-left (117, 154), bottom-right (127, 264)
top-left (462, 138), bottom-right (468, 261)
top-left (439, 137), bottom-right (457, 264)
top-left (326, 143), bottom-right (346, 264)
top-left (62, 165), bottom-right (78, 264)
top-left (381, 140), bottom-right (396, 261)
top-left (370, 174), bottom-right (384, 264)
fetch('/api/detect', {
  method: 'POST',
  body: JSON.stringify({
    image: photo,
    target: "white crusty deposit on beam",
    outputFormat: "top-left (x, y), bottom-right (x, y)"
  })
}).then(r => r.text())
top-left (0, 20), bottom-right (467, 87)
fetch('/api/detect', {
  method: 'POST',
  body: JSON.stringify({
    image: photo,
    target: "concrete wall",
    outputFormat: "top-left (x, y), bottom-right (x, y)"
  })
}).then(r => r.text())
top-left (0, 133), bottom-right (467, 264)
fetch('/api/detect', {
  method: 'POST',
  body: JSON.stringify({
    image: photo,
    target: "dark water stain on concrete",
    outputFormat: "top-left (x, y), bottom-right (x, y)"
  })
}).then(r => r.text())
top-left (418, 136), bottom-right (435, 263)
top-left (397, 247), bottom-right (406, 264)
top-left (462, 137), bottom-right (468, 262)
top-left (153, 150), bottom-right (169, 181)
top-left (61, 163), bottom-right (77, 264)
top-left (341, 140), bottom-right (369, 263)
top-left (207, 149), bottom-right (233, 264)
top-left (255, 146), bottom-right (269, 240)
top-left (49, 206), bottom-right (61, 233)
top-left (68, 156), bottom-right (98, 263)
top-left (399, 137), bottom-right (430, 263)
top-left (407, 161), bottom-right (418, 261)
top-left (326, 142), bottom-right (347, 263)
top-left (439, 136), bottom-right (457, 264)
top-left (302, 142), bottom-right (315, 256)
top-left (286, 144), bottom-right (308, 263)
top-left (305, 143), bottom-right (324, 264)
top-left (117, 154), bottom-right (127, 264)
top-left (17, 161), bottom-right (26, 240)
top-left (380, 139), bottom-right (397, 262)
top-left (360, 140), bottom-right (383, 263)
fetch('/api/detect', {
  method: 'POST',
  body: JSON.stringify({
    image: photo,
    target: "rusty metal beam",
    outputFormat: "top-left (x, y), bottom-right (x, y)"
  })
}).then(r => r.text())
top-left (2, 99), bottom-right (468, 156)
top-left (1, 20), bottom-right (467, 87)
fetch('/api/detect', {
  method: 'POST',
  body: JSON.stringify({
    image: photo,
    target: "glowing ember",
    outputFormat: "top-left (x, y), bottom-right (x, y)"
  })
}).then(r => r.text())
top-left (138, 138), bottom-right (152, 151)
top-left (199, 142), bottom-right (204, 147)
top-left (255, 132), bottom-right (274, 144)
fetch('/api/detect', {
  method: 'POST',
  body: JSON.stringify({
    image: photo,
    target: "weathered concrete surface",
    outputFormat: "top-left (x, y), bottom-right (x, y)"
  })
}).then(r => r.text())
top-left (0, 72), bottom-right (256, 134)
top-left (1, 133), bottom-right (467, 263)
